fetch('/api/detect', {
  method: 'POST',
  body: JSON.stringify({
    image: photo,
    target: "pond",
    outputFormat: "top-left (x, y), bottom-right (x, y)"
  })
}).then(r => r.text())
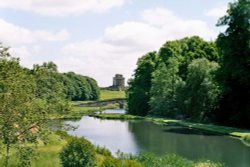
top-left (59, 109), bottom-right (250, 167)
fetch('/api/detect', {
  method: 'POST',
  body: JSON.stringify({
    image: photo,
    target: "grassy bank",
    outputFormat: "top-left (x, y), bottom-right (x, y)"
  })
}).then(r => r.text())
top-left (0, 131), bottom-right (223, 167)
top-left (49, 102), bottom-right (119, 120)
top-left (0, 133), bottom-right (66, 167)
top-left (100, 90), bottom-right (126, 100)
top-left (48, 90), bottom-right (125, 120)
top-left (93, 113), bottom-right (250, 146)
top-left (91, 113), bottom-right (143, 120)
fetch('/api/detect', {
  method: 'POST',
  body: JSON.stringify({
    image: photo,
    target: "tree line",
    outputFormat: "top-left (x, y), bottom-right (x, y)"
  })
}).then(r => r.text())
top-left (127, 0), bottom-right (250, 128)
top-left (0, 48), bottom-right (100, 166)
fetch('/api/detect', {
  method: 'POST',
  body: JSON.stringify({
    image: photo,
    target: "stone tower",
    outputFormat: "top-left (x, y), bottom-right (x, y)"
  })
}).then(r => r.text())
top-left (112, 74), bottom-right (125, 91)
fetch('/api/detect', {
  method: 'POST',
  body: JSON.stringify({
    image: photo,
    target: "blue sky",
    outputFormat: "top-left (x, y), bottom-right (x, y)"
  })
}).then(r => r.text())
top-left (0, 0), bottom-right (232, 86)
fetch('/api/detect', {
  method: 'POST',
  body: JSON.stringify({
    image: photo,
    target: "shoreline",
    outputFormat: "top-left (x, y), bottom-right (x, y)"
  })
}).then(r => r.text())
top-left (90, 113), bottom-right (250, 146)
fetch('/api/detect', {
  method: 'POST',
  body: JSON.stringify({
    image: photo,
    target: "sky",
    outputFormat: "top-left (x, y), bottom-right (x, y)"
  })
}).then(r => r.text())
top-left (0, 0), bottom-right (232, 87)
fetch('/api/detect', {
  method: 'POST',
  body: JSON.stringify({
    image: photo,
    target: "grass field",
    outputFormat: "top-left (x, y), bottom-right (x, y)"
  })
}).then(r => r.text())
top-left (100, 90), bottom-right (126, 100)
top-left (49, 90), bottom-right (126, 120)
top-left (0, 133), bottom-right (66, 167)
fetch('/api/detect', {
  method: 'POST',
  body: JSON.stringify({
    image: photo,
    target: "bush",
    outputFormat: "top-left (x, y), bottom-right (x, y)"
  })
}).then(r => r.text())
top-left (101, 157), bottom-right (142, 167)
top-left (60, 137), bottom-right (96, 167)
top-left (101, 157), bottom-right (120, 167)
top-left (55, 130), bottom-right (73, 141)
top-left (135, 152), bottom-right (195, 167)
top-left (95, 146), bottom-right (112, 156)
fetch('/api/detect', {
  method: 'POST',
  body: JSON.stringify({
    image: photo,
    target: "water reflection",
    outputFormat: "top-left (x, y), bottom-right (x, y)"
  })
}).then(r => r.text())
top-left (66, 117), bottom-right (140, 154)
top-left (61, 109), bottom-right (250, 167)
top-left (128, 121), bottom-right (250, 167)
top-left (102, 109), bottom-right (126, 114)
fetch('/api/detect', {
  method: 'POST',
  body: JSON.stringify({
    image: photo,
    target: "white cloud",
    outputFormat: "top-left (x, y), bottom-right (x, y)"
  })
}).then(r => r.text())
top-left (9, 46), bottom-right (36, 68)
top-left (56, 7), bottom-right (217, 86)
top-left (204, 6), bottom-right (227, 18)
top-left (0, 0), bottom-right (124, 16)
top-left (0, 19), bottom-right (69, 45)
top-left (142, 8), bottom-right (177, 27)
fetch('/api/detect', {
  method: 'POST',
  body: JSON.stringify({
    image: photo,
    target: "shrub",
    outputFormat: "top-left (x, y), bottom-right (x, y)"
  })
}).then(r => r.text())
top-left (136, 152), bottom-right (195, 167)
top-left (101, 157), bottom-right (142, 167)
top-left (101, 157), bottom-right (120, 167)
top-left (60, 137), bottom-right (96, 167)
top-left (95, 146), bottom-right (112, 156)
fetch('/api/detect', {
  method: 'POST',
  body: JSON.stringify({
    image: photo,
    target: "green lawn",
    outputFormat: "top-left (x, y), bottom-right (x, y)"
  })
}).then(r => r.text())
top-left (100, 90), bottom-right (126, 100)
top-left (0, 133), bottom-right (66, 167)
top-left (50, 104), bottom-right (119, 120)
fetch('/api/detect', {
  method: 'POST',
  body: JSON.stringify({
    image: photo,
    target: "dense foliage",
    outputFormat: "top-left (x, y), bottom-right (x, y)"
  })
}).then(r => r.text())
top-left (62, 72), bottom-right (100, 101)
top-left (0, 46), bottom-right (47, 167)
top-left (60, 137), bottom-right (96, 167)
top-left (32, 62), bottom-right (100, 103)
top-left (215, 0), bottom-right (250, 127)
top-left (0, 45), bottom-right (100, 166)
top-left (127, 0), bottom-right (250, 128)
top-left (127, 37), bottom-right (220, 120)
top-left (180, 59), bottom-right (221, 121)
top-left (127, 52), bottom-right (158, 116)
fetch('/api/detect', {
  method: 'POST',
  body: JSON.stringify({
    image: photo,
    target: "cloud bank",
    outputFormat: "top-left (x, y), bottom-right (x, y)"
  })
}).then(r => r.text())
top-left (56, 8), bottom-right (217, 86)
top-left (0, 19), bottom-right (69, 45)
top-left (0, 0), bottom-right (124, 16)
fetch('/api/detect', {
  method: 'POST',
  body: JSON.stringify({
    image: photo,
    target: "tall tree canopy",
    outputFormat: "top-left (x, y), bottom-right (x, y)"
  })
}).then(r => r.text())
top-left (216, 0), bottom-right (250, 127)
top-left (149, 58), bottom-right (184, 117)
top-left (180, 58), bottom-right (221, 122)
top-left (127, 36), bottom-right (219, 118)
top-left (62, 72), bottom-right (100, 101)
top-left (127, 52), bottom-right (158, 116)
top-left (0, 45), bottom-right (47, 167)
top-left (0, 44), bottom-right (101, 166)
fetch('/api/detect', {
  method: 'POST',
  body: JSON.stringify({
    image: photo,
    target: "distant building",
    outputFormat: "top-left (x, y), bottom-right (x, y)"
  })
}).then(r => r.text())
top-left (101, 74), bottom-right (126, 91)
top-left (113, 74), bottom-right (125, 90)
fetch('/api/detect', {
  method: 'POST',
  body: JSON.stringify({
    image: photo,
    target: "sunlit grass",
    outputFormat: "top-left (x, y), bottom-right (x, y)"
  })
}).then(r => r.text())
top-left (100, 90), bottom-right (126, 100)
top-left (0, 133), bottom-right (66, 167)
top-left (92, 113), bottom-right (142, 120)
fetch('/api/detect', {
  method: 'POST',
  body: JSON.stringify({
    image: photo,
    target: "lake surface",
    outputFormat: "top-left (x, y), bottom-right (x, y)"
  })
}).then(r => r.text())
top-left (61, 109), bottom-right (250, 167)
top-left (102, 109), bottom-right (126, 114)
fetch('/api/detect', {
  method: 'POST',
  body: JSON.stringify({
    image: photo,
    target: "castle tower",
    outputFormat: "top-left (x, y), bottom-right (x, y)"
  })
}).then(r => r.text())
top-left (113, 74), bottom-right (125, 91)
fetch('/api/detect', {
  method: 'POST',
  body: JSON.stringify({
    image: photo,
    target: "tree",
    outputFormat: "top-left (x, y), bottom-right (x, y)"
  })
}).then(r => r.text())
top-left (128, 37), bottom-right (219, 117)
top-left (31, 62), bottom-right (70, 114)
top-left (127, 52), bottom-right (158, 116)
top-left (159, 36), bottom-right (219, 80)
top-left (62, 72), bottom-right (100, 101)
top-left (216, 0), bottom-right (250, 127)
top-left (86, 77), bottom-right (100, 100)
top-left (150, 58), bottom-right (184, 117)
top-left (60, 137), bottom-right (96, 167)
top-left (181, 58), bottom-right (221, 122)
top-left (0, 45), bottom-right (47, 167)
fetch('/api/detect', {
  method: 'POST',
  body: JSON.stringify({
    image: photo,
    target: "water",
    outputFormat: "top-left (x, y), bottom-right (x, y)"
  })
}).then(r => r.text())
top-left (60, 109), bottom-right (250, 167)
top-left (102, 109), bottom-right (126, 114)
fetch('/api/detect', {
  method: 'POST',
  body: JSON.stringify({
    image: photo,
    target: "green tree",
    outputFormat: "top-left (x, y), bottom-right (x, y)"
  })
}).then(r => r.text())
top-left (159, 36), bottom-right (219, 79)
top-left (150, 58), bottom-right (184, 117)
top-left (62, 72), bottom-right (100, 101)
top-left (86, 77), bottom-right (100, 100)
top-left (180, 58), bottom-right (221, 121)
top-left (127, 52), bottom-right (158, 116)
top-left (60, 137), bottom-right (96, 167)
top-left (216, 0), bottom-right (250, 127)
top-left (128, 37), bottom-right (219, 117)
top-left (0, 45), bottom-right (47, 167)
top-left (31, 62), bottom-right (70, 114)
